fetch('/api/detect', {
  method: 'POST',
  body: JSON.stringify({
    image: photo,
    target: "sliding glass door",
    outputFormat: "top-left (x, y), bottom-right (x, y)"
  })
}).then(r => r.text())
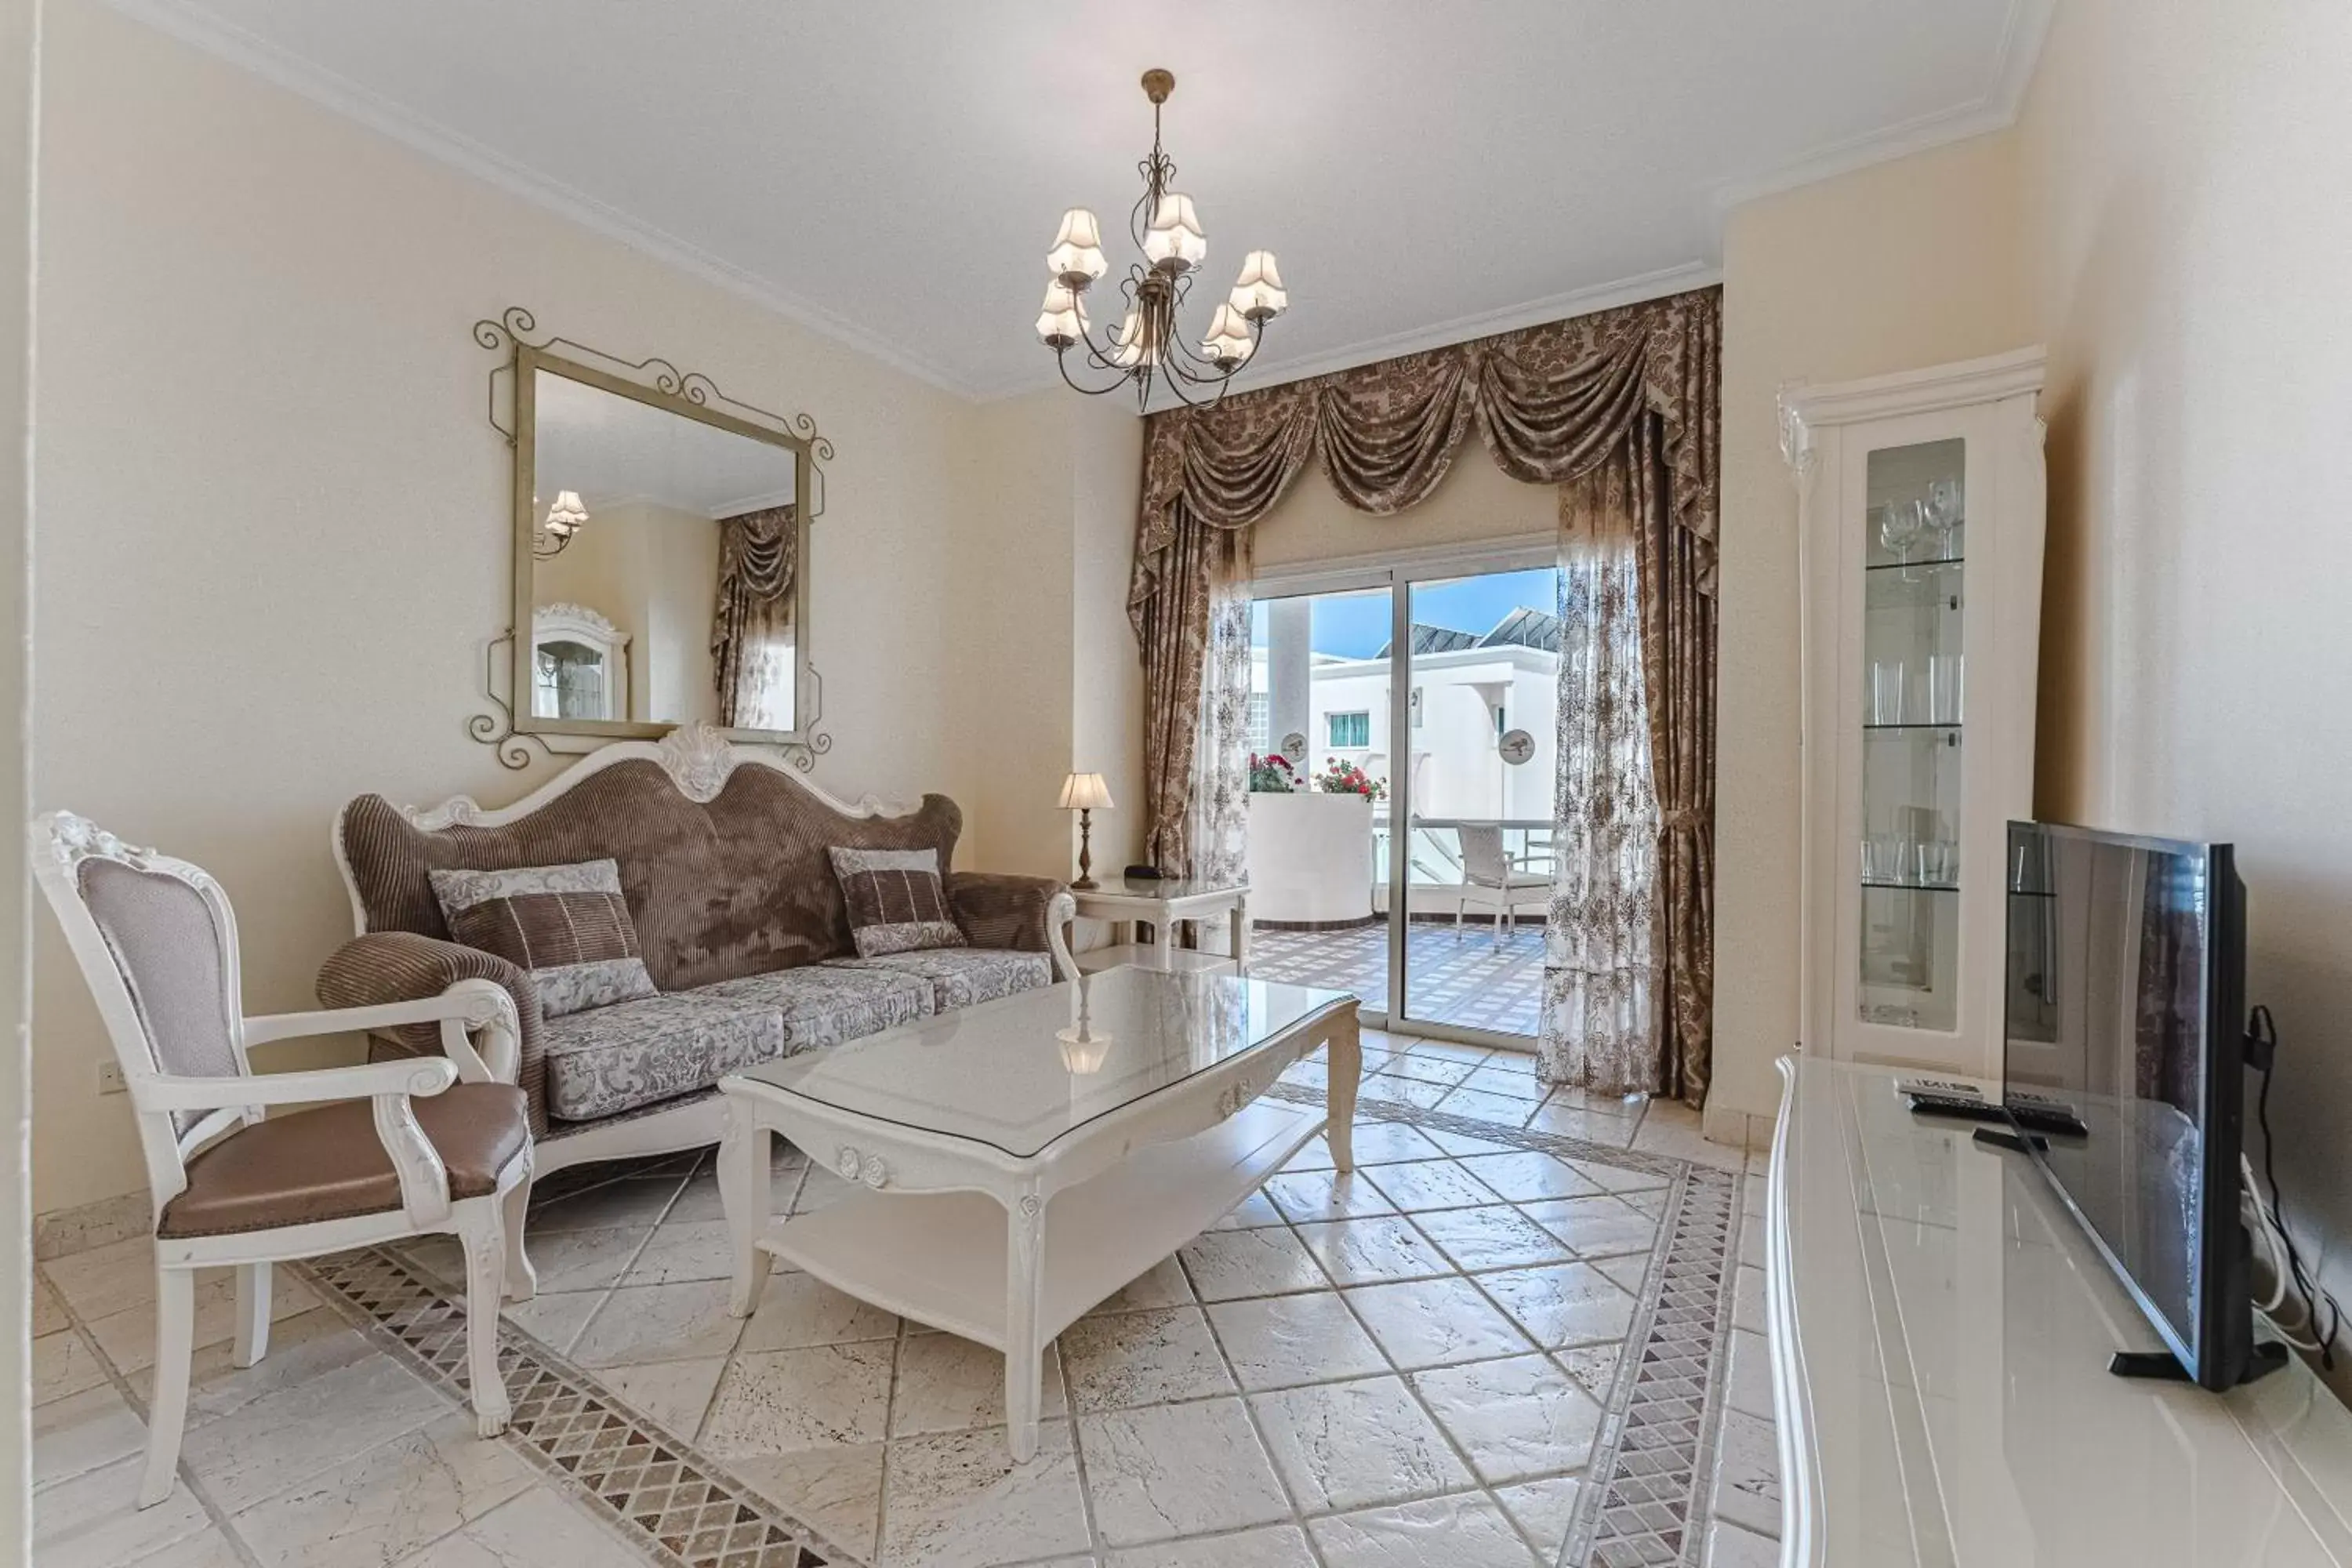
top-left (1243, 547), bottom-right (1560, 1047)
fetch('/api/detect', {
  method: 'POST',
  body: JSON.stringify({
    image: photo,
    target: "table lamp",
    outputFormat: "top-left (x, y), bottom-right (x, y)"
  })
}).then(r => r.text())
top-left (1058, 772), bottom-right (1113, 891)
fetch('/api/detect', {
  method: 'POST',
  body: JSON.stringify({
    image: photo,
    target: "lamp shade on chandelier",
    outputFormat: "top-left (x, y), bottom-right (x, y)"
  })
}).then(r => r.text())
top-left (1035, 69), bottom-right (1288, 408)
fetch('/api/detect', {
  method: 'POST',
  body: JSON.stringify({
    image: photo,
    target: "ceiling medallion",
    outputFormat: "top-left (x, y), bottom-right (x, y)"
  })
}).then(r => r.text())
top-left (1034, 68), bottom-right (1289, 409)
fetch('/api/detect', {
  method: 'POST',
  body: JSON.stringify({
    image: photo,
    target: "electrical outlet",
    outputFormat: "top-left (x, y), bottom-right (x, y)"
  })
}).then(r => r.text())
top-left (96, 1061), bottom-right (125, 1095)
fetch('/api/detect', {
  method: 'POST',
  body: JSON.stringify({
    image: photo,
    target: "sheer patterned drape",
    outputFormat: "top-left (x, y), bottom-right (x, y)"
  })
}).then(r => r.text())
top-left (1542, 498), bottom-right (1661, 1092)
top-left (711, 506), bottom-right (797, 731)
top-left (1188, 532), bottom-right (1256, 908)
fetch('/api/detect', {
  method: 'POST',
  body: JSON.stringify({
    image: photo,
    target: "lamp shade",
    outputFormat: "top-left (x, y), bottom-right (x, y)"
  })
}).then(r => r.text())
top-left (1047, 208), bottom-right (1109, 285)
top-left (1142, 192), bottom-right (1207, 272)
top-left (1201, 303), bottom-right (1255, 366)
top-left (1058, 771), bottom-right (1114, 811)
top-left (1230, 251), bottom-right (1288, 320)
top-left (1108, 307), bottom-right (1155, 368)
top-left (545, 490), bottom-right (589, 534)
top-left (1034, 281), bottom-right (1088, 346)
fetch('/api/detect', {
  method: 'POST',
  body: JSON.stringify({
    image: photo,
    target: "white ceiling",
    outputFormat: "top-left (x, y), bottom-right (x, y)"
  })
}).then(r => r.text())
top-left (534, 369), bottom-right (797, 519)
top-left (115, 0), bottom-right (2053, 401)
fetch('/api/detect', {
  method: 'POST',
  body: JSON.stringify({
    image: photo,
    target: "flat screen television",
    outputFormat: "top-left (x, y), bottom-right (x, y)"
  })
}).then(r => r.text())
top-left (2001, 820), bottom-right (2274, 1389)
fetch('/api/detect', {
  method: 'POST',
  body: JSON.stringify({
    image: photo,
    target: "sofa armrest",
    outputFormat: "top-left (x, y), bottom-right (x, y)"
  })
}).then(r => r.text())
top-left (946, 873), bottom-right (1077, 981)
top-left (317, 931), bottom-right (550, 1136)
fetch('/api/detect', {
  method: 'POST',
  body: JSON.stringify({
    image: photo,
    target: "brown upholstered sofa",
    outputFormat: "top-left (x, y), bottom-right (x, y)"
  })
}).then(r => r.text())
top-left (320, 727), bottom-right (1076, 1178)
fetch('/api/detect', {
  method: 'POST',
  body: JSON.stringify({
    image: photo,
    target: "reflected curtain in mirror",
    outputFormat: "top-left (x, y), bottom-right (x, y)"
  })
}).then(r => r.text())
top-left (712, 505), bottom-right (798, 732)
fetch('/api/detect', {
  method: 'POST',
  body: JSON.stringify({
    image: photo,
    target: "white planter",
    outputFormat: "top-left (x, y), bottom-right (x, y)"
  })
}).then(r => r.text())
top-left (1247, 792), bottom-right (1375, 925)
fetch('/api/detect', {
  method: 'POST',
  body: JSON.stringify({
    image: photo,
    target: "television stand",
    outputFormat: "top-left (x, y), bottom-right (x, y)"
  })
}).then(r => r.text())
top-left (2109, 1342), bottom-right (2291, 1386)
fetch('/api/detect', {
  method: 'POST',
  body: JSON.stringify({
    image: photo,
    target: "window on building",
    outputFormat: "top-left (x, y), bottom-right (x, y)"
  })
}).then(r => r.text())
top-left (1327, 711), bottom-right (1370, 749)
top-left (1494, 703), bottom-right (1508, 737)
top-left (1247, 692), bottom-right (1269, 753)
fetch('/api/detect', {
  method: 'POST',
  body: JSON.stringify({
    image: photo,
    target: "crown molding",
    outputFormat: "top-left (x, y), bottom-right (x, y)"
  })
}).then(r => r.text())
top-left (103, 0), bottom-right (990, 401)
top-left (1708, 0), bottom-right (2055, 216)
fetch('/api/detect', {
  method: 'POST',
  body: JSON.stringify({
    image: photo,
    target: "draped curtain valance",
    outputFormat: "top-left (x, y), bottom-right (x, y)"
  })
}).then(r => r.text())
top-left (1130, 285), bottom-right (1721, 633)
top-left (712, 505), bottom-right (798, 731)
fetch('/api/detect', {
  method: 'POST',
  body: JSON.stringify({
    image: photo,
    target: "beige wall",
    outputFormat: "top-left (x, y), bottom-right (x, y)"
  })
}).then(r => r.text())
top-left (2013, 0), bottom-right (2352, 1373)
top-left (1708, 132), bottom-right (2034, 1119)
top-left (27, 3), bottom-right (988, 1214)
top-left (2, 0), bottom-right (35, 1542)
top-left (536, 500), bottom-right (721, 726)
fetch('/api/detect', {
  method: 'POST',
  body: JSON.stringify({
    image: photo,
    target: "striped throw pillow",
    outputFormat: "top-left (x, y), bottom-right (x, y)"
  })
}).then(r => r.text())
top-left (427, 858), bottom-right (659, 1017)
top-left (828, 847), bottom-right (967, 958)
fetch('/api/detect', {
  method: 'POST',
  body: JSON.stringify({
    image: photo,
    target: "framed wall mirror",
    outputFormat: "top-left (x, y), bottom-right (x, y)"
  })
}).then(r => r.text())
top-left (511, 346), bottom-right (814, 745)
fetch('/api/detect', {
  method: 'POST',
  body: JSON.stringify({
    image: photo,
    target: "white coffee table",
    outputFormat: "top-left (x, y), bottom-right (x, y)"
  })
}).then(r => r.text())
top-left (717, 966), bottom-right (1360, 1461)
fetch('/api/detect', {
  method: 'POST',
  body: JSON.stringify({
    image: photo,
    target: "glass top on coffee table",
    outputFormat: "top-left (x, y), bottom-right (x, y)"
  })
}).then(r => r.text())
top-left (726, 967), bottom-right (1352, 1159)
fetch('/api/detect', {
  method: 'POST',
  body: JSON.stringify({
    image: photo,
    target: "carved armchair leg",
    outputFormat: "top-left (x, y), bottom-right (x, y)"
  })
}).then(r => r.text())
top-left (459, 1208), bottom-right (512, 1437)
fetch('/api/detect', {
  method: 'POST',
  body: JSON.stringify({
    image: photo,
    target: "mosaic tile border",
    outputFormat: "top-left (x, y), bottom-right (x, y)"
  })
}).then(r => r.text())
top-left (305, 1088), bottom-right (1743, 1568)
top-left (304, 1247), bottom-right (836, 1568)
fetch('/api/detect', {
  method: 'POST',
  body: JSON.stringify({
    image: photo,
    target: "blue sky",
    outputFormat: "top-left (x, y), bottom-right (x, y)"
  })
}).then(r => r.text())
top-left (1250, 568), bottom-right (1558, 659)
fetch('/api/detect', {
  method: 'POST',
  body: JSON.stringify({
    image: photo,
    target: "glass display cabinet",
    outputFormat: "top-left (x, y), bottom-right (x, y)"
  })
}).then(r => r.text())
top-left (1781, 348), bottom-right (2047, 1077)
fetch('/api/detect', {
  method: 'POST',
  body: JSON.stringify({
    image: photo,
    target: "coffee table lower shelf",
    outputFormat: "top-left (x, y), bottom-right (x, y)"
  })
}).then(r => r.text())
top-left (753, 1100), bottom-right (1323, 1350)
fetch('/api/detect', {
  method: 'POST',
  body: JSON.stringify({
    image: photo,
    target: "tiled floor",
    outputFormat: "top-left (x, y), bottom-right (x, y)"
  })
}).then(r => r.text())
top-left (1248, 924), bottom-right (1544, 1037)
top-left (28, 1029), bottom-right (1773, 1568)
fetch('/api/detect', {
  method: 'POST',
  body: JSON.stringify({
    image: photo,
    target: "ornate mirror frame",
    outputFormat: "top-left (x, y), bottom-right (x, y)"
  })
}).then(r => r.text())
top-left (470, 307), bottom-right (834, 770)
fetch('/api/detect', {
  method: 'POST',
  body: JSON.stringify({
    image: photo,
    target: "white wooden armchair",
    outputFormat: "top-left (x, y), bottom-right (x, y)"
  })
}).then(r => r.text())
top-left (31, 811), bottom-right (537, 1508)
top-left (1455, 823), bottom-right (1552, 946)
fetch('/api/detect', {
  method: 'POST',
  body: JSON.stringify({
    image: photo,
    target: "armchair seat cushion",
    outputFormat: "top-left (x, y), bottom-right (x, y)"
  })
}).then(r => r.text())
top-left (541, 993), bottom-right (784, 1123)
top-left (157, 1083), bottom-right (528, 1239)
top-left (822, 949), bottom-right (1051, 1012)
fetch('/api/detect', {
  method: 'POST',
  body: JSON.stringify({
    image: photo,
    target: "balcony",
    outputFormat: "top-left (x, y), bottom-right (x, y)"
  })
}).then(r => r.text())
top-left (1247, 815), bottom-right (1549, 1040)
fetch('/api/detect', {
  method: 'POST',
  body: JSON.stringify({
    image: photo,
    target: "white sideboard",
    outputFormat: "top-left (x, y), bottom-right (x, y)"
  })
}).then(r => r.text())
top-left (1765, 1054), bottom-right (2352, 1565)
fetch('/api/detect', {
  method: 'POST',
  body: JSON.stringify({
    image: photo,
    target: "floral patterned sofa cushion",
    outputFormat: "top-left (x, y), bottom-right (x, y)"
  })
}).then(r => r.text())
top-left (822, 949), bottom-right (1051, 1013)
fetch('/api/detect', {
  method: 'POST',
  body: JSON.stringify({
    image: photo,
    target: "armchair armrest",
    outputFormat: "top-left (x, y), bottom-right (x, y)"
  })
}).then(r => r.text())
top-left (245, 981), bottom-right (520, 1083)
top-left (143, 1058), bottom-right (461, 1226)
top-left (946, 873), bottom-right (1078, 981)
top-left (317, 932), bottom-right (549, 1135)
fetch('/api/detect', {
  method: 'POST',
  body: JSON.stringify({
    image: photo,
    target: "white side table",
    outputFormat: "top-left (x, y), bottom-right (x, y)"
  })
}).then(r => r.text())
top-left (1069, 877), bottom-right (1249, 975)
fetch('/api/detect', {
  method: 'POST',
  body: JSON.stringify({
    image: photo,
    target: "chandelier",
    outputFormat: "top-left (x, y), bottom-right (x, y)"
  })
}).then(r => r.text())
top-left (1033, 69), bottom-right (1288, 408)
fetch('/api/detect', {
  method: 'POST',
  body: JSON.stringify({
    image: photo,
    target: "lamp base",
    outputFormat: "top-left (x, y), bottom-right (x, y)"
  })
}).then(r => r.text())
top-left (1071, 877), bottom-right (1100, 891)
top-left (1073, 807), bottom-right (1098, 891)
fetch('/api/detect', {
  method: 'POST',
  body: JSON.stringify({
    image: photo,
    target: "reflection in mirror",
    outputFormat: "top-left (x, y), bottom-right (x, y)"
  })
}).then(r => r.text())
top-left (527, 365), bottom-right (803, 731)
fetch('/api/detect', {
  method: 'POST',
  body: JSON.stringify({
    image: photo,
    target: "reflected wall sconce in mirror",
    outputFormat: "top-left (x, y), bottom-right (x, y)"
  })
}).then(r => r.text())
top-left (535, 490), bottom-right (590, 557)
top-left (470, 306), bottom-right (835, 772)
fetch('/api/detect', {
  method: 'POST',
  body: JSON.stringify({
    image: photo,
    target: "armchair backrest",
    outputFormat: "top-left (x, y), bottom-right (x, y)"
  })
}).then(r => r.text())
top-left (31, 811), bottom-right (247, 1209)
top-left (1459, 824), bottom-right (1511, 887)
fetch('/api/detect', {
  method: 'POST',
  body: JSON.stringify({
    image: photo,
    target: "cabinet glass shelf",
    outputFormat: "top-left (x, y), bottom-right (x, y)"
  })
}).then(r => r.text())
top-left (1865, 555), bottom-right (1964, 573)
top-left (1862, 880), bottom-right (1959, 894)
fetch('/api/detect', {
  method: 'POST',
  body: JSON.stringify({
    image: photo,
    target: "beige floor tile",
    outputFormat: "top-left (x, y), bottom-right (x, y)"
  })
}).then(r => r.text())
top-left (1561, 1156), bottom-right (1669, 1196)
top-left (1420, 1126), bottom-right (1522, 1159)
top-left (1412, 1353), bottom-right (1602, 1485)
top-left (86, 1268), bottom-right (320, 1374)
top-left (1335, 1121), bottom-right (1450, 1165)
top-left (1207, 1191), bottom-right (1287, 1231)
top-left (1520, 1104), bottom-right (1636, 1146)
top-left (483, 1225), bottom-right (648, 1294)
top-left (1248, 1375), bottom-right (1472, 1512)
top-left (228, 1409), bottom-right (534, 1568)
top-left (33, 1329), bottom-right (110, 1406)
top-left (891, 1330), bottom-right (1065, 1437)
top-left (729, 1443), bottom-right (886, 1561)
top-left (1178, 1226), bottom-right (1328, 1300)
top-left (1475, 1262), bottom-right (1639, 1349)
top-left (1519, 1193), bottom-right (1658, 1259)
top-left (600, 1356), bottom-right (729, 1439)
top-left (32, 1274), bottom-right (69, 1337)
top-left (1494, 1473), bottom-right (1582, 1560)
top-left (622, 1220), bottom-right (738, 1286)
top-left (179, 1352), bottom-right (449, 1512)
top-left (1359, 1075), bottom-right (1453, 1112)
top-left (1206, 1291), bottom-right (1388, 1390)
top-left (1711, 1407), bottom-right (1784, 1538)
top-left (1440, 1087), bottom-right (1544, 1127)
top-left (1104, 1526), bottom-right (1314, 1568)
top-left (527, 1175), bottom-right (685, 1234)
top-left (1362, 1158), bottom-right (1502, 1214)
top-left (393, 1484), bottom-right (650, 1568)
top-left (42, 1236), bottom-right (157, 1322)
top-left (1733, 1263), bottom-right (1766, 1335)
top-left (701, 1341), bottom-right (895, 1457)
top-left (1557, 1341), bottom-right (1624, 1403)
top-left (1410, 1206), bottom-right (1572, 1273)
top-left (1059, 1306), bottom-right (1233, 1412)
top-left (123, 1526), bottom-right (248, 1566)
top-left (1631, 1116), bottom-right (1747, 1172)
top-left (1708, 1517), bottom-right (1784, 1566)
top-left (1726, 1327), bottom-right (1774, 1421)
top-left (31, 1451), bottom-right (212, 1568)
top-left (1263, 1167), bottom-right (1397, 1224)
top-left (1343, 1276), bottom-right (1534, 1370)
top-left (499, 1288), bottom-right (603, 1356)
top-left (739, 1272), bottom-right (900, 1352)
top-left (1294, 1216), bottom-right (1450, 1286)
top-left (1078, 1398), bottom-right (1290, 1546)
top-left (1307, 1491), bottom-right (1541, 1567)
top-left (572, 1279), bottom-right (746, 1368)
top-left (127, 1308), bottom-right (375, 1428)
top-left (1373, 1054), bottom-right (1479, 1089)
top-left (1084, 1255), bottom-right (1195, 1316)
top-left (33, 1384), bottom-right (147, 1490)
top-left (880, 1421), bottom-right (1091, 1568)
top-left (1454, 1151), bottom-right (1604, 1205)
top-left (1399, 1039), bottom-right (1493, 1065)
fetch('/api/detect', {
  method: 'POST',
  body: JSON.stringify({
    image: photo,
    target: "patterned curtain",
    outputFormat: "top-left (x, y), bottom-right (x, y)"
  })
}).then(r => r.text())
top-left (711, 506), bottom-right (797, 731)
top-left (1544, 491), bottom-right (1661, 1092)
top-left (1129, 285), bottom-right (1719, 1100)
top-left (1188, 530), bottom-right (1256, 902)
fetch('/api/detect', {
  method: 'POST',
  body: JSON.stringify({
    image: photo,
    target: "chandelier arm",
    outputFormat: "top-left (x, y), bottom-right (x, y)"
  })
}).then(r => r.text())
top-left (1053, 347), bottom-right (1138, 398)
